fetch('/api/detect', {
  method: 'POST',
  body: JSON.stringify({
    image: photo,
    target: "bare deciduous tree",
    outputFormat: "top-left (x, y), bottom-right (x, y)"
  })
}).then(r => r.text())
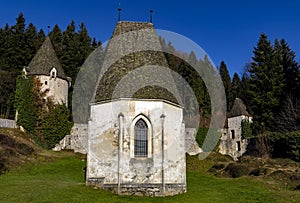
top-left (275, 94), bottom-right (300, 133)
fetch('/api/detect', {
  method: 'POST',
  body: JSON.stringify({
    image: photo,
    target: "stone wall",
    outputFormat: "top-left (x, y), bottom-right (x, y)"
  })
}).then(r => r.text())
top-left (53, 123), bottom-right (88, 154)
top-left (86, 182), bottom-right (186, 197)
top-left (0, 118), bottom-right (16, 129)
top-left (185, 128), bottom-right (202, 155)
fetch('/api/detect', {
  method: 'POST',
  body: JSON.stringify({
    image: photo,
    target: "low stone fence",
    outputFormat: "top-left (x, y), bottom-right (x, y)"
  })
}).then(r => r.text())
top-left (185, 128), bottom-right (202, 155)
top-left (0, 118), bottom-right (16, 129)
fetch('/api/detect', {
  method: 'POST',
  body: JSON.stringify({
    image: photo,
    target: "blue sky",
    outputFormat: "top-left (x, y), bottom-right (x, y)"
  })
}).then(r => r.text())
top-left (1, 0), bottom-right (300, 76)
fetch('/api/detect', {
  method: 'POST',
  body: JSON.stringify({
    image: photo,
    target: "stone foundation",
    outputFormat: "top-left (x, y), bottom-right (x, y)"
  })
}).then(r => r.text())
top-left (86, 180), bottom-right (186, 197)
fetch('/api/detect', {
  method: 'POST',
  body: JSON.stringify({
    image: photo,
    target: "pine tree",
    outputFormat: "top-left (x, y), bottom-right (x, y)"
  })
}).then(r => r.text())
top-left (230, 73), bottom-right (241, 99)
top-left (24, 23), bottom-right (39, 62)
top-left (49, 24), bottom-right (63, 57)
top-left (239, 73), bottom-right (251, 111)
top-left (12, 12), bottom-right (27, 71)
top-left (60, 20), bottom-right (78, 83)
top-left (219, 61), bottom-right (232, 110)
top-left (274, 39), bottom-right (300, 97)
top-left (248, 33), bottom-right (285, 131)
top-left (78, 22), bottom-right (92, 52)
top-left (37, 29), bottom-right (46, 47)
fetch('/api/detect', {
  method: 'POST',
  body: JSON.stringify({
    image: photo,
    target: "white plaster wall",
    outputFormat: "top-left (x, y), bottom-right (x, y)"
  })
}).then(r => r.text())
top-left (162, 102), bottom-right (186, 184)
top-left (228, 115), bottom-right (243, 139)
top-left (37, 75), bottom-right (69, 106)
top-left (87, 99), bottom-right (185, 185)
top-left (220, 115), bottom-right (252, 159)
top-left (228, 115), bottom-right (252, 139)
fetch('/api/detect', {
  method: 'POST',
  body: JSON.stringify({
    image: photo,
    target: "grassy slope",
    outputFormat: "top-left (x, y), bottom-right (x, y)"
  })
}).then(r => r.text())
top-left (0, 151), bottom-right (299, 203)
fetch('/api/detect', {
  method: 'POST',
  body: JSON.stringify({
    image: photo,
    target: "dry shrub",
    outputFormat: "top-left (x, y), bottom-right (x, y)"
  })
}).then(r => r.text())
top-left (225, 163), bottom-right (250, 178)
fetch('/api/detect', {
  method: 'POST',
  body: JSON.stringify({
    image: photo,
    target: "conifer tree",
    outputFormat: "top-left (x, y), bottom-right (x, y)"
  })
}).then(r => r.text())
top-left (24, 23), bottom-right (39, 62)
top-left (231, 72), bottom-right (241, 100)
top-left (60, 20), bottom-right (78, 83)
top-left (239, 73), bottom-right (251, 112)
top-left (49, 24), bottom-right (63, 57)
top-left (248, 33), bottom-right (285, 131)
top-left (37, 29), bottom-right (46, 46)
top-left (219, 61), bottom-right (232, 110)
top-left (12, 13), bottom-right (27, 71)
top-left (274, 39), bottom-right (300, 97)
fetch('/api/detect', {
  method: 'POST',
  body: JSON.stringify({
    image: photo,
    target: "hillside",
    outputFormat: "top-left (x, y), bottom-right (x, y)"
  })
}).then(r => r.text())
top-left (0, 128), bottom-right (41, 174)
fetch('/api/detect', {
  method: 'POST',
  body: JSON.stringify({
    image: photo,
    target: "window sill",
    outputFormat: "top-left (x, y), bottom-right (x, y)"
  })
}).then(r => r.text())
top-left (130, 157), bottom-right (153, 165)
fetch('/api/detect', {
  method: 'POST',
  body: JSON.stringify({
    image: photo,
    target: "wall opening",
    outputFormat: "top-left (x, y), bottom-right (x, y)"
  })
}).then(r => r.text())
top-left (50, 68), bottom-right (57, 79)
top-left (237, 141), bottom-right (241, 151)
top-left (231, 130), bottom-right (235, 139)
top-left (130, 114), bottom-right (152, 158)
top-left (134, 119), bottom-right (148, 157)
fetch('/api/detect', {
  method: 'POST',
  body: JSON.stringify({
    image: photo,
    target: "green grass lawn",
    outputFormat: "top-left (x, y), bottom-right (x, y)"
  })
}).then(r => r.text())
top-left (0, 152), bottom-right (299, 203)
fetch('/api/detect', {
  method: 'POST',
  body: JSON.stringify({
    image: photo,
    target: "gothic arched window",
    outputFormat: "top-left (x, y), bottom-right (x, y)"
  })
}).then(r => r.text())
top-left (134, 119), bottom-right (148, 157)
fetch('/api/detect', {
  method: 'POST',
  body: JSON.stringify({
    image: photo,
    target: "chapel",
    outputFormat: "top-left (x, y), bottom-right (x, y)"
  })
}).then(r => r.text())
top-left (86, 21), bottom-right (187, 196)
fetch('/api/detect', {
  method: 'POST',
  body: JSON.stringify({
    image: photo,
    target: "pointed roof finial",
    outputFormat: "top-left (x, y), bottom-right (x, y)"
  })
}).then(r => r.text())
top-left (150, 9), bottom-right (153, 23)
top-left (118, 3), bottom-right (121, 21)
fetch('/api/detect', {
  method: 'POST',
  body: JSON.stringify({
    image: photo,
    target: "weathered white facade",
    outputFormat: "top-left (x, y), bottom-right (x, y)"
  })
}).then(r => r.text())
top-left (219, 98), bottom-right (252, 160)
top-left (219, 115), bottom-right (252, 160)
top-left (87, 99), bottom-right (186, 196)
top-left (37, 74), bottom-right (69, 105)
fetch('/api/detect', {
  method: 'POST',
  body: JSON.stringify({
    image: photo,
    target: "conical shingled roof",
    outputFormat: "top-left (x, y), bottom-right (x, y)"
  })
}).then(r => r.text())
top-left (94, 21), bottom-right (179, 104)
top-left (228, 98), bottom-right (251, 118)
top-left (27, 37), bottom-right (67, 80)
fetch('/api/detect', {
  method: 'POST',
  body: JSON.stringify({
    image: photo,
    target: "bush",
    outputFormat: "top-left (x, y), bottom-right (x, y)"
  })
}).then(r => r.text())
top-left (225, 163), bottom-right (250, 178)
top-left (15, 143), bottom-right (34, 155)
top-left (14, 76), bottom-right (38, 134)
top-left (15, 76), bottom-right (73, 149)
top-left (269, 131), bottom-right (300, 162)
top-left (0, 159), bottom-right (7, 175)
top-left (247, 131), bottom-right (300, 161)
top-left (241, 119), bottom-right (253, 138)
top-left (249, 168), bottom-right (268, 176)
top-left (269, 170), bottom-right (290, 180)
top-left (40, 104), bottom-right (73, 149)
top-left (209, 163), bottom-right (225, 173)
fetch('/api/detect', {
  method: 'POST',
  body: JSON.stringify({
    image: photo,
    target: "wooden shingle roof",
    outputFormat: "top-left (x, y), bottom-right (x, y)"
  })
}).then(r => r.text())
top-left (228, 98), bottom-right (251, 118)
top-left (27, 37), bottom-right (67, 80)
top-left (112, 21), bottom-right (154, 37)
top-left (94, 21), bottom-right (178, 104)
